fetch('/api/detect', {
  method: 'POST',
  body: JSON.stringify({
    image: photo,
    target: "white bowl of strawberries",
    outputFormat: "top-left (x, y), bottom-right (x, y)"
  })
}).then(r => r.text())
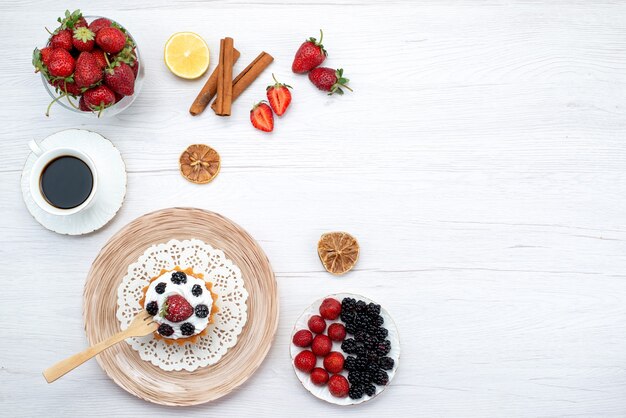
top-left (290, 294), bottom-right (400, 405)
top-left (32, 10), bottom-right (143, 117)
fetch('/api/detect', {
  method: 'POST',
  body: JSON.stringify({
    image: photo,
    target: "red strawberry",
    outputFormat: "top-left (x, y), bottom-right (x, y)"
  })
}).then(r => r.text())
top-left (89, 17), bottom-right (112, 34)
top-left (130, 60), bottom-right (139, 78)
top-left (250, 102), bottom-right (274, 133)
top-left (310, 367), bottom-right (329, 385)
top-left (328, 374), bottom-right (349, 398)
top-left (312, 334), bottom-right (332, 357)
top-left (75, 16), bottom-right (88, 28)
top-left (292, 30), bottom-right (327, 74)
top-left (266, 74), bottom-right (292, 116)
top-left (91, 48), bottom-right (108, 69)
top-left (96, 27), bottom-right (126, 54)
top-left (308, 315), bottom-right (326, 334)
top-left (308, 67), bottom-right (352, 95)
top-left (51, 79), bottom-right (81, 96)
top-left (83, 85), bottom-right (116, 114)
top-left (104, 62), bottom-right (135, 96)
top-left (49, 29), bottom-right (73, 51)
top-left (79, 96), bottom-right (90, 111)
top-left (292, 329), bottom-right (313, 347)
top-left (162, 294), bottom-right (193, 322)
top-left (40, 47), bottom-right (54, 66)
top-left (327, 323), bottom-right (346, 341)
top-left (47, 49), bottom-right (75, 78)
top-left (319, 298), bottom-right (341, 320)
top-left (294, 350), bottom-right (316, 373)
top-left (323, 352), bottom-right (344, 374)
top-left (72, 27), bottom-right (95, 52)
top-left (75, 52), bottom-right (103, 88)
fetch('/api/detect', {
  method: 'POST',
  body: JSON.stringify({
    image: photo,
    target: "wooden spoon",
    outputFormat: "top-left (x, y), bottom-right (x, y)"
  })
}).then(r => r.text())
top-left (43, 310), bottom-right (158, 383)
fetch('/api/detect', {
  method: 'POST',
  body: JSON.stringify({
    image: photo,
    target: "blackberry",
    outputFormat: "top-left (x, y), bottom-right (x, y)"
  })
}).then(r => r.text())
top-left (373, 369), bottom-right (389, 386)
top-left (340, 310), bottom-right (355, 324)
top-left (366, 361), bottom-right (380, 375)
top-left (354, 343), bottom-right (366, 356)
top-left (344, 356), bottom-right (357, 371)
top-left (372, 315), bottom-right (384, 327)
top-left (354, 356), bottom-right (368, 371)
top-left (155, 282), bottom-right (167, 294)
top-left (364, 383), bottom-right (376, 397)
top-left (191, 284), bottom-right (203, 296)
top-left (180, 322), bottom-right (195, 336)
top-left (345, 322), bottom-right (358, 335)
top-left (341, 297), bottom-right (356, 313)
top-left (366, 303), bottom-right (381, 317)
top-left (348, 384), bottom-right (365, 400)
top-left (365, 350), bottom-right (380, 363)
top-left (157, 323), bottom-right (174, 337)
top-left (379, 356), bottom-right (395, 370)
top-left (195, 304), bottom-right (209, 318)
top-left (363, 334), bottom-right (378, 350)
top-left (348, 370), bottom-right (366, 385)
top-left (354, 330), bottom-right (368, 342)
top-left (352, 313), bottom-right (370, 329)
top-left (171, 271), bottom-right (187, 284)
top-left (341, 338), bottom-right (357, 354)
top-left (146, 301), bottom-right (159, 316)
top-left (374, 327), bottom-right (388, 340)
top-left (376, 340), bottom-right (391, 356)
top-left (355, 300), bottom-right (367, 313)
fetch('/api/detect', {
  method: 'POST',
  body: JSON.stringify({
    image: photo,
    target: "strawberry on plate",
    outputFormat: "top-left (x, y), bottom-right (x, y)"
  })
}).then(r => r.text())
top-left (294, 350), bottom-right (317, 373)
top-left (323, 352), bottom-right (344, 374)
top-left (292, 329), bottom-right (313, 347)
top-left (319, 298), bottom-right (341, 320)
top-left (266, 74), bottom-right (292, 116)
top-left (307, 315), bottom-right (326, 334)
top-left (328, 374), bottom-right (349, 398)
top-left (72, 26), bottom-right (95, 52)
top-left (292, 30), bottom-right (327, 74)
top-left (327, 323), bottom-right (346, 341)
top-left (311, 334), bottom-right (332, 357)
top-left (310, 367), bottom-right (329, 385)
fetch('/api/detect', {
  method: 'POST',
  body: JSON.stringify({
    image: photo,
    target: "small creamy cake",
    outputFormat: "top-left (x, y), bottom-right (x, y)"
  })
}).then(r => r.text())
top-left (140, 267), bottom-right (218, 345)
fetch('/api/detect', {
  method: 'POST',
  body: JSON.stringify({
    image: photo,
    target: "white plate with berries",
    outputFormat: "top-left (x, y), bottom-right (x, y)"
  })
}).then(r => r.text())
top-left (290, 293), bottom-right (400, 405)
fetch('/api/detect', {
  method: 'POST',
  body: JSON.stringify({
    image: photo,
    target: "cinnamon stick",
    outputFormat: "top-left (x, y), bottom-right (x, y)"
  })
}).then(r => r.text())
top-left (214, 37), bottom-right (234, 116)
top-left (211, 51), bottom-right (274, 113)
top-left (189, 48), bottom-right (240, 116)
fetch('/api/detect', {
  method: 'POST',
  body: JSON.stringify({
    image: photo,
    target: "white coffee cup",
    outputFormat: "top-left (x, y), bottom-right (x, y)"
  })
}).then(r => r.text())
top-left (28, 140), bottom-right (98, 216)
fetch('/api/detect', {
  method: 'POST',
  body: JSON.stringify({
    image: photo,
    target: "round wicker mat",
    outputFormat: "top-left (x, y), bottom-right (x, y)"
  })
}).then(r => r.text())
top-left (83, 207), bottom-right (278, 406)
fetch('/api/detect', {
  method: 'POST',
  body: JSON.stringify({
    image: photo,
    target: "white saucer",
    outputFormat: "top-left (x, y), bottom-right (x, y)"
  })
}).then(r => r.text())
top-left (21, 129), bottom-right (127, 235)
top-left (290, 293), bottom-right (400, 406)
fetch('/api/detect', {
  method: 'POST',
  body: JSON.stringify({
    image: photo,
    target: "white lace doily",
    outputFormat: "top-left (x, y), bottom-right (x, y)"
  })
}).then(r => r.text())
top-left (116, 238), bottom-right (249, 371)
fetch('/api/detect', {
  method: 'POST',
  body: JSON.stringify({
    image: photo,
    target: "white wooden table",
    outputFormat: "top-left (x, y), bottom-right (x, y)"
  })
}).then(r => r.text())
top-left (2, 1), bottom-right (626, 416)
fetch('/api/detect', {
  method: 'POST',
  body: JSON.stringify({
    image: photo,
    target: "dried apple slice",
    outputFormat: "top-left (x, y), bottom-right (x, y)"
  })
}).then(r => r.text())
top-left (317, 232), bottom-right (359, 275)
top-left (179, 144), bottom-right (220, 184)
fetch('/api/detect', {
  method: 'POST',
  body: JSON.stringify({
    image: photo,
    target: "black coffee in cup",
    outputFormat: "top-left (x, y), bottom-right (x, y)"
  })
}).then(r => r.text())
top-left (40, 156), bottom-right (94, 209)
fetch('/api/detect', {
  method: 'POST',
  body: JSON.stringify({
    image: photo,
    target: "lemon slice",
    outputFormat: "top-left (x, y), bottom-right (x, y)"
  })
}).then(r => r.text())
top-left (164, 32), bottom-right (210, 79)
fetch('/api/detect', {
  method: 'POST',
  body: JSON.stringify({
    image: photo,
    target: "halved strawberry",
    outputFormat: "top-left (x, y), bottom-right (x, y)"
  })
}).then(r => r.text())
top-left (250, 102), bottom-right (274, 132)
top-left (266, 74), bottom-right (292, 116)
